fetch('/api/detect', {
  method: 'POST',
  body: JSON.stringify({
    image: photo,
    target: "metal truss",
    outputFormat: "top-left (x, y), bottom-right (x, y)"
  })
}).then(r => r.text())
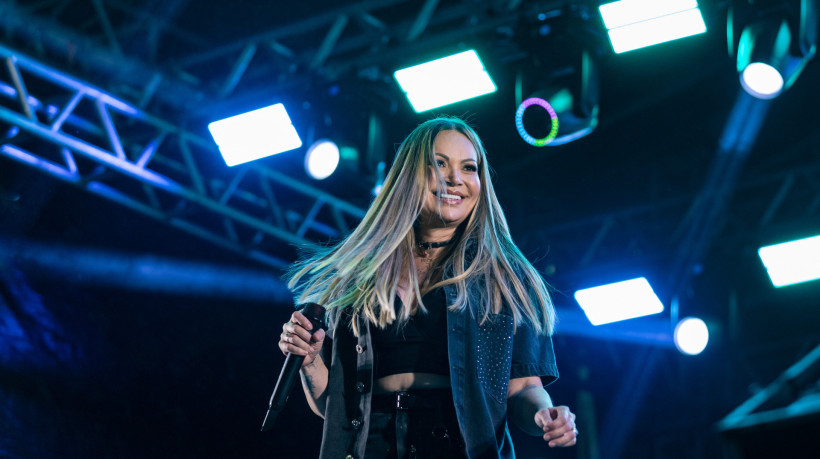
top-left (3, 0), bottom-right (817, 282)
top-left (0, 0), bottom-right (572, 113)
top-left (0, 44), bottom-right (365, 269)
top-left (171, 0), bottom-right (548, 99)
top-left (717, 343), bottom-right (820, 440)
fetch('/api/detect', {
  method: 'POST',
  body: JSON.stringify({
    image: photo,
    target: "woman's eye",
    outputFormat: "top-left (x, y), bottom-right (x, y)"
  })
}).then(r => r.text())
top-left (464, 164), bottom-right (477, 172)
top-left (436, 160), bottom-right (446, 167)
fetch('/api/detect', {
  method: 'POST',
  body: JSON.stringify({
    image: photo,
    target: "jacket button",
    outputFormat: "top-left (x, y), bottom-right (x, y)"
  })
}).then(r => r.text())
top-left (355, 382), bottom-right (365, 392)
top-left (351, 418), bottom-right (362, 429)
top-left (355, 344), bottom-right (365, 354)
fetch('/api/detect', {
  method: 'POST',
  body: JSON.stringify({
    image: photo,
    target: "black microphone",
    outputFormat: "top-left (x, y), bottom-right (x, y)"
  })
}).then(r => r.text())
top-left (260, 303), bottom-right (327, 431)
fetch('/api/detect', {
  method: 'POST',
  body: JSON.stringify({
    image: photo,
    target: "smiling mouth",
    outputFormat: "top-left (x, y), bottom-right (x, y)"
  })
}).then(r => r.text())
top-left (434, 191), bottom-right (463, 202)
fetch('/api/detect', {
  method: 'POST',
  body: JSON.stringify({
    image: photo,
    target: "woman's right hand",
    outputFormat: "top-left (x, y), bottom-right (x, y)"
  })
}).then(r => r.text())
top-left (279, 310), bottom-right (326, 367)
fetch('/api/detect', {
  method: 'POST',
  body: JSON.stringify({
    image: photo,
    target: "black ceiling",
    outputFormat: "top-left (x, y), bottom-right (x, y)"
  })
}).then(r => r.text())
top-left (1, 1), bottom-right (819, 457)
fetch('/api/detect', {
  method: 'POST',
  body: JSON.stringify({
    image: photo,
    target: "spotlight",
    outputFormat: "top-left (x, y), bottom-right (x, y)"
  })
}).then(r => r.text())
top-left (730, 0), bottom-right (817, 99)
top-left (304, 139), bottom-right (359, 181)
top-left (516, 47), bottom-right (599, 147)
top-left (208, 103), bottom-right (302, 167)
top-left (740, 62), bottom-right (785, 99)
top-left (574, 277), bottom-right (665, 326)
top-left (304, 139), bottom-right (340, 180)
top-left (738, 17), bottom-right (796, 99)
top-left (674, 317), bottom-right (709, 355)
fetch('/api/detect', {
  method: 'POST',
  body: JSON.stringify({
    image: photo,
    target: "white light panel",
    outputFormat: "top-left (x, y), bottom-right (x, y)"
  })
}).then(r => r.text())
top-left (574, 277), bottom-right (665, 326)
top-left (599, 0), bottom-right (706, 54)
top-left (758, 235), bottom-right (820, 287)
top-left (208, 103), bottom-right (302, 167)
top-left (394, 50), bottom-right (497, 112)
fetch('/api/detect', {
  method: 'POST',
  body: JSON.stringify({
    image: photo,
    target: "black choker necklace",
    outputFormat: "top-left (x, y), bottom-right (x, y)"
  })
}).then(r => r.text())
top-left (416, 238), bottom-right (453, 269)
top-left (417, 239), bottom-right (452, 249)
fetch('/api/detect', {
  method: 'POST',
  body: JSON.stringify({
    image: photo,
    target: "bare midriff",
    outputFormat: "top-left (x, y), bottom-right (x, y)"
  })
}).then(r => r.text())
top-left (374, 372), bottom-right (451, 394)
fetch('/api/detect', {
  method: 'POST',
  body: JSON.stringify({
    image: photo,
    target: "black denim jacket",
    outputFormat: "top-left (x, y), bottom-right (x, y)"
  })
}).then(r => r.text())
top-left (318, 279), bottom-right (559, 459)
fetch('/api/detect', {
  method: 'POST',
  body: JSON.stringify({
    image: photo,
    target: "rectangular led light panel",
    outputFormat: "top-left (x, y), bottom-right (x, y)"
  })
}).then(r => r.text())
top-left (208, 103), bottom-right (302, 167)
top-left (758, 235), bottom-right (820, 287)
top-left (394, 50), bottom-right (497, 113)
top-left (599, 0), bottom-right (707, 54)
top-left (574, 277), bottom-right (665, 326)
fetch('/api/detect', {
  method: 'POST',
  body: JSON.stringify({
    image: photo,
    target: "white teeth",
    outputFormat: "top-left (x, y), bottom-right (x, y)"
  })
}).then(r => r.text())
top-left (439, 193), bottom-right (462, 200)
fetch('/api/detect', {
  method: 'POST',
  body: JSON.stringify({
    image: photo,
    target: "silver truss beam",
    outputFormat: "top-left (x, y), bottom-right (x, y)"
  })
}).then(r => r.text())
top-left (717, 343), bottom-right (820, 433)
top-left (182, 0), bottom-right (541, 100)
top-left (405, 0), bottom-right (439, 42)
top-left (1, 0), bottom-right (570, 114)
top-left (90, 0), bottom-right (122, 56)
top-left (0, 44), bottom-right (365, 269)
top-left (0, 0), bottom-right (206, 110)
top-left (177, 0), bottom-right (410, 68)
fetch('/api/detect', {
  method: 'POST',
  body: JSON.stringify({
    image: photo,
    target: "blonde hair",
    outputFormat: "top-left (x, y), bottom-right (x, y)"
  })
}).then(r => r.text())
top-left (287, 116), bottom-right (555, 335)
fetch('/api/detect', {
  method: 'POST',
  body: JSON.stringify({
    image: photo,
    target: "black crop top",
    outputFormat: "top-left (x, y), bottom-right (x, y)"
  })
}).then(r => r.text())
top-left (370, 287), bottom-right (449, 379)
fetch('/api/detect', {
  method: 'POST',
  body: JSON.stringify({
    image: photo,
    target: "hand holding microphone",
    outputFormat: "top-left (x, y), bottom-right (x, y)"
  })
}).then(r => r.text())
top-left (261, 303), bottom-right (327, 431)
top-left (279, 309), bottom-right (326, 367)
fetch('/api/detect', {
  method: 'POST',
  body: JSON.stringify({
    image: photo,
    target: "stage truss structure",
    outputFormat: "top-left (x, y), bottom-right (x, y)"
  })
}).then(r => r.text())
top-left (0, 43), bottom-right (366, 269)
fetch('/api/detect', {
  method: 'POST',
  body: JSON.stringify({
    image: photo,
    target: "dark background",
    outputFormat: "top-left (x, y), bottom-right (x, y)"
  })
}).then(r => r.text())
top-left (2, 1), bottom-right (819, 458)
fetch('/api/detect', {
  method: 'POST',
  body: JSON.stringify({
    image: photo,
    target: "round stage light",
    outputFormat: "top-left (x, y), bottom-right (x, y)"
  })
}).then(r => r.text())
top-left (305, 139), bottom-right (340, 180)
top-left (740, 63), bottom-right (784, 99)
top-left (515, 97), bottom-right (559, 147)
top-left (674, 317), bottom-right (709, 355)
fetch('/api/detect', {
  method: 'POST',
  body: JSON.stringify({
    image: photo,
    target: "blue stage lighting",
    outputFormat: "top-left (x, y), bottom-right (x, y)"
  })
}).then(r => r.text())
top-left (599, 0), bottom-right (706, 53)
top-left (740, 62), bottom-right (785, 99)
top-left (394, 50), bottom-right (496, 112)
top-left (208, 103), bottom-right (302, 167)
top-left (304, 139), bottom-right (340, 180)
top-left (674, 317), bottom-right (709, 355)
top-left (574, 277), bottom-right (664, 326)
top-left (732, 1), bottom-right (817, 100)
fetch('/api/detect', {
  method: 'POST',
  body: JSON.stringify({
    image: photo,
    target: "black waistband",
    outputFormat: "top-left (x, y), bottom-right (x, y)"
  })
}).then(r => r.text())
top-left (371, 388), bottom-right (453, 412)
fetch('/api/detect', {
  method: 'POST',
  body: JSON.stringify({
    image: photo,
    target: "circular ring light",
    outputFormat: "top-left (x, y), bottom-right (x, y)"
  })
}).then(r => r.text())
top-left (515, 97), bottom-right (559, 147)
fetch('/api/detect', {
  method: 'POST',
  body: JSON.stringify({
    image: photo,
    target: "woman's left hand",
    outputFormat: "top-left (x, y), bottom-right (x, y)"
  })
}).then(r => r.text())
top-left (534, 405), bottom-right (577, 447)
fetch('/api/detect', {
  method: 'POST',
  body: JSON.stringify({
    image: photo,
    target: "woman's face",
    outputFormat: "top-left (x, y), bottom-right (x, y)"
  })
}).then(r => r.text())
top-left (419, 130), bottom-right (481, 231)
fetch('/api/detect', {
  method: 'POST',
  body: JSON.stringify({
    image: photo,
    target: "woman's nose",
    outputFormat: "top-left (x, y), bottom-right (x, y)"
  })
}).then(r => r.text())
top-left (446, 167), bottom-right (462, 185)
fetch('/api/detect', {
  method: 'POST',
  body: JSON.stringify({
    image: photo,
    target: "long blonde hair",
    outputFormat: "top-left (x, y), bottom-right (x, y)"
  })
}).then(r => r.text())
top-left (287, 116), bottom-right (555, 335)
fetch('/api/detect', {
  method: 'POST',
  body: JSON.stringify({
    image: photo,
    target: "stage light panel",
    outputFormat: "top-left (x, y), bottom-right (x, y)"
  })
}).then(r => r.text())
top-left (599, 0), bottom-right (697, 29)
top-left (674, 317), bottom-right (709, 355)
top-left (574, 277), bottom-right (664, 326)
top-left (208, 103), bottom-right (302, 167)
top-left (394, 50), bottom-right (496, 112)
top-left (758, 235), bottom-right (820, 287)
top-left (599, 0), bottom-right (706, 54)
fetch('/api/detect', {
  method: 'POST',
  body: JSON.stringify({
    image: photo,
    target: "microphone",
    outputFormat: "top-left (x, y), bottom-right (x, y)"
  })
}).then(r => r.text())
top-left (260, 303), bottom-right (327, 431)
